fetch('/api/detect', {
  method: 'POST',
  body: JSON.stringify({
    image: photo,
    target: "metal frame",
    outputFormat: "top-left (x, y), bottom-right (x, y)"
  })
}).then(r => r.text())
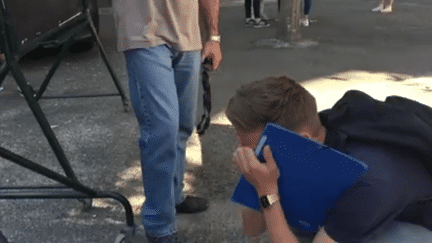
top-left (0, 0), bottom-right (135, 236)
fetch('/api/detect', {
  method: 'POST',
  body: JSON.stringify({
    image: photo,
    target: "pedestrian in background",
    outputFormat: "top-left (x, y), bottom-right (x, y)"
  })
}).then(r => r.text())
top-left (113, 0), bottom-right (222, 242)
top-left (245, 0), bottom-right (270, 28)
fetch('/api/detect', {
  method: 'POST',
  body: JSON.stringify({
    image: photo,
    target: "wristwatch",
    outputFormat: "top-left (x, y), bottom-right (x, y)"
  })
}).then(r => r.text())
top-left (209, 35), bottom-right (221, 42)
top-left (260, 193), bottom-right (280, 209)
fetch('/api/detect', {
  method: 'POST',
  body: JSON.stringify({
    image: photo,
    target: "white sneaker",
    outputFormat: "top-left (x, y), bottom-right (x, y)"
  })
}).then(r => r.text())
top-left (372, 4), bottom-right (384, 12)
top-left (380, 6), bottom-right (392, 13)
top-left (300, 16), bottom-right (309, 27)
top-left (254, 19), bottom-right (270, 28)
top-left (245, 18), bottom-right (256, 27)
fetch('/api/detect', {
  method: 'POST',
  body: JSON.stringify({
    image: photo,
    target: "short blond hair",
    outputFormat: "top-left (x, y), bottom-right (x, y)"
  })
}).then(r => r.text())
top-left (226, 76), bottom-right (318, 132)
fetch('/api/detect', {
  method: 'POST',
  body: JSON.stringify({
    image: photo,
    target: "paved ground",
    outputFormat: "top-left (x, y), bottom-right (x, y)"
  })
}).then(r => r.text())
top-left (1, 0), bottom-right (432, 242)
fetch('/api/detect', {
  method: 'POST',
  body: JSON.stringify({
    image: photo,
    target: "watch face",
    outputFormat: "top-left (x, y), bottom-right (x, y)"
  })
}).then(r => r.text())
top-left (260, 196), bottom-right (270, 208)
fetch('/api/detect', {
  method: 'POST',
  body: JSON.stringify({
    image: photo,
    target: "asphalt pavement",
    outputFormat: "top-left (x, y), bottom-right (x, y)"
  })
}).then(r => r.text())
top-left (1, 0), bottom-right (432, 242)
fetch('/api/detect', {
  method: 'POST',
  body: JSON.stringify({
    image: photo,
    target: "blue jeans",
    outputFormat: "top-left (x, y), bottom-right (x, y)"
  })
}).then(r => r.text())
top-left (299, 222), bottom-right (432, 242)
top-left (371, 222), bottom-right (432, 243)
top-left (304, 0), bottom-right (312, 15)
top-left (124, 45), bottom-right (200, 237)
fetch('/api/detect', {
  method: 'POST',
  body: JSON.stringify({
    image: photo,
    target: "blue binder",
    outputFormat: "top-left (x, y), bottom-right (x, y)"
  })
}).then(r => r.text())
top-left (231, 123), bottom-right (368, 232)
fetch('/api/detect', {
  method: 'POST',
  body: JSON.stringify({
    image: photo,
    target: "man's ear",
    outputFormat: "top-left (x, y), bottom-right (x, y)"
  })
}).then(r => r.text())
top-left (298, 131), bottom-right (312, 140)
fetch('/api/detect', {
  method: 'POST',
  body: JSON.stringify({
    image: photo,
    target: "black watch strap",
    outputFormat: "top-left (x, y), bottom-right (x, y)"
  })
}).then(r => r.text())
top-left (260, 194), bottom-right (280, 209)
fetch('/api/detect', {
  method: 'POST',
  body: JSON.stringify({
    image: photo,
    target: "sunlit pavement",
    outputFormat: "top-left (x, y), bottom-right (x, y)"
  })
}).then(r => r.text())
top-left (1, 0), bottom-right (432, 242)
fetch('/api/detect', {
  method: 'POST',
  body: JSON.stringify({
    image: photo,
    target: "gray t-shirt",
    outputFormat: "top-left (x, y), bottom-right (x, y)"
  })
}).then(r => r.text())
top-left (113, 0), bottom-right (202, 52)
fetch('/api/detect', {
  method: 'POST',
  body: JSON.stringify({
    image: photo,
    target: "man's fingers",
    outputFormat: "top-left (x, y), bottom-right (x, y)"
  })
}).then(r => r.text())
top-left (235, 148), bottom-right (250, 174)
top-left (201, 41), bottom-right (222, 71)
top-left (263, 146), bottom-right (274, 164)
top-left (263, 145), bottom-right (280, 177)
top-left (235, 147), bottom-right (262, 175)
top-left (212, 54), bottom-right (222, 70)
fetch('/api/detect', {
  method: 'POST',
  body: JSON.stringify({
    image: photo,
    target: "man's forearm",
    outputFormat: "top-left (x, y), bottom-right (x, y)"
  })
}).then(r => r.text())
top-left (199, 0), bottom-right (220, 37)
top-left (263, 201), bottom-right (336, 243)
top-left (242, 208), bottom-right (266, 236)
top-left (262, 201), bottom-right (300, 243)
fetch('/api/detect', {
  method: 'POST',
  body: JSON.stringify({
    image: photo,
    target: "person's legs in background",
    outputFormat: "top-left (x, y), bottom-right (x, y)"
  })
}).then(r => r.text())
top-left (245, 0), bottom-right (270, 28)
top-left (301, 0), bottom-right (312, 26)
top-left (245, 0), bottom-right (256, 26)
top-left (260, 0), bottom-right (268, 20)
top-left (252, 0), bottom-right (270, 28)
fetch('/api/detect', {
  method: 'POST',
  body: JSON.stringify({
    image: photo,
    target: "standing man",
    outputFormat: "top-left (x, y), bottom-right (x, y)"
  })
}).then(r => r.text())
top-left (113, 1), bottom-right (222, 242)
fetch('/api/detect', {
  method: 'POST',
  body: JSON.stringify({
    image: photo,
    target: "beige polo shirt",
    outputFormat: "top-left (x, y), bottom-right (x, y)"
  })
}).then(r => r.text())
top-left (113, 0), bottom-right (202, 52)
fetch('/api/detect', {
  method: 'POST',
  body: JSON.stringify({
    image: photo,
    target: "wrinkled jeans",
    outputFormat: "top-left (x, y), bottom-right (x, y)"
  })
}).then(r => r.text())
top-left (124, 45), bottom-right (200, 237)
top-left (370, 222), bottom-right (432, 243)
top-left (299, 222), bottom-right (432, 243)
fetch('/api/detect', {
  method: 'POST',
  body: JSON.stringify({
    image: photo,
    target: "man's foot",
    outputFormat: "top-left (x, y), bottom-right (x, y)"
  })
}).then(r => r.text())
top-left (254, 19), bottom-right (270, 28)
top-left (372, 4), bottom-right (384, 12)
top-left (245, 18), bottom-right (256, 27)
top-left (146, 233), bottom-right (178, 243)
top-left (176, 196), bottom-right (209, 214)
top-left (380, 6), bottom-right (392, 13)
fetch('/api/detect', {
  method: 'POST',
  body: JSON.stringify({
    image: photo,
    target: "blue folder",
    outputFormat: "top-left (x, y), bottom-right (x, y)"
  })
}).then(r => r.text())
top-left (231, 123), bottom-right (368, 232)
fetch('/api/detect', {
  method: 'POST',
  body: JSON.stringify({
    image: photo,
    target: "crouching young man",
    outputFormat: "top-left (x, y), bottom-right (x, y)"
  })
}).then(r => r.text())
top-left (226, 76), bottom-right (432, 243)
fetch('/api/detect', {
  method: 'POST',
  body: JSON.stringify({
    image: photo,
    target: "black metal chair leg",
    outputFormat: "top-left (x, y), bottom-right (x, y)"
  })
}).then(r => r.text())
top-left (85, 9), bottom-right (131, 112)
top-left (8, 58), bottom-right (80, 182)
top-left (34, 23), bottom-right (88, 101)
